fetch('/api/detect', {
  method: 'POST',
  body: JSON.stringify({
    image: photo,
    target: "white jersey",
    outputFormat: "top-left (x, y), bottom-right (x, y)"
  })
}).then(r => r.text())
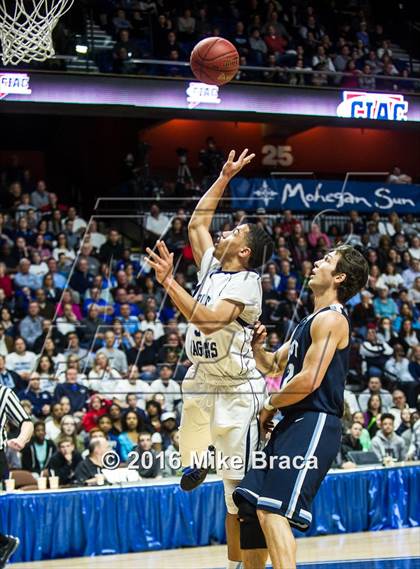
top-left (185, 248), bottom-right (262, 384)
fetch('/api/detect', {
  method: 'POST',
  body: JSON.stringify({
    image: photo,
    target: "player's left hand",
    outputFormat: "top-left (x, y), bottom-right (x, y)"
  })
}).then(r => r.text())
top-left (259, 408), bottom-right (275, 438)
top-left (146, 241), bottom-right (174, 285)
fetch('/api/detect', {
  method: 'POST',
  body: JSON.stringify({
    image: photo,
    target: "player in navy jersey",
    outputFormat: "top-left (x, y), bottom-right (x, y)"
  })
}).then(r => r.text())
top-left (233, 245), bottom-right (369, 569)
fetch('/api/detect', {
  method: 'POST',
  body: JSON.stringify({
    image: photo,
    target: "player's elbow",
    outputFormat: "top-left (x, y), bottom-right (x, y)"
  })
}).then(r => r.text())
top-left (196, 322), bottom-right (223, 335)
top-left (188, 218), bottom-right (201, 232)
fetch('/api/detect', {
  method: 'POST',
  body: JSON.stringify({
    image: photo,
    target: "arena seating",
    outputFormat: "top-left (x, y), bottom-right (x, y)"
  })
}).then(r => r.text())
top-left (7, 0), bottom-right (420, 92)
top-left (0, 151), bottom-right (419, 485)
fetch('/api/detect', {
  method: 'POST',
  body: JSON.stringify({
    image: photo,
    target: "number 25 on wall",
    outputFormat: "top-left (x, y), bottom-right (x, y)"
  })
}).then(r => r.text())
top-left (261, 144), bottom-right (294, 167)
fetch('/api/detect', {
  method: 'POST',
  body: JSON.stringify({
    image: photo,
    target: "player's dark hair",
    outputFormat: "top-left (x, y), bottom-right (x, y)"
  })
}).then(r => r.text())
top-left (332, 245), bottom-right (369, 303)
top-left (246, 224), bottom-right (274, 270)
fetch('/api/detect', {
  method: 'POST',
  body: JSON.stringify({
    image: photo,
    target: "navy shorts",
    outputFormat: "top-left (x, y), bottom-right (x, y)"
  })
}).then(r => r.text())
top-left (234, 410), bottom-right (341, 531)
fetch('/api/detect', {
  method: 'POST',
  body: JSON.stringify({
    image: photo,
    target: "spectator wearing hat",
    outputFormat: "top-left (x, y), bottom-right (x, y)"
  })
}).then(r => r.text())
top-left (160, 411), bottom-right (178, 450)
top-left (151, 431), bottom-right (163, 454)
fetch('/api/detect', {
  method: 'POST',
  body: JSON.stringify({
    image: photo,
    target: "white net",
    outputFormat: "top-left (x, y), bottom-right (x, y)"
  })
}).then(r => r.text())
top-left (0, 0), bottom-right (74, 65)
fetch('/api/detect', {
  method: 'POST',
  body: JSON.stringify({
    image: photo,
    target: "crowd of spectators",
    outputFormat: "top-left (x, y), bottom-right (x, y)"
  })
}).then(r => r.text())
top-left (0, 152), bottom-right (419, 487)
top-left (84, 1), bottom-right (418, 90)
top-left (28, 1), bottom-right (418, 91)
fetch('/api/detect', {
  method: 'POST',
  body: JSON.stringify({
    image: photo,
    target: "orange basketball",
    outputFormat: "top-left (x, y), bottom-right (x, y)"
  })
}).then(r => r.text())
top-left (190, 37), bottom-right (239, 86)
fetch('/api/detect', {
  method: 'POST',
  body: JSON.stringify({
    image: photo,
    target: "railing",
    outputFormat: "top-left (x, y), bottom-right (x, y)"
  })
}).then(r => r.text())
top-left (10, 55), bottom-right (420, 93)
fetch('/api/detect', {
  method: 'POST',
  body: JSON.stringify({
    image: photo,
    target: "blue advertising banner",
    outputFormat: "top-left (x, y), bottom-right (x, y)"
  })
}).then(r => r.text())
top-left (230, 178), bottom-right (420, 214)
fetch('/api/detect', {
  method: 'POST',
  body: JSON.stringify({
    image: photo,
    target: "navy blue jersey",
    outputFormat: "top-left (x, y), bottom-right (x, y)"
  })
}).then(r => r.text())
top-left (280, 304), bottom-right (350, 417)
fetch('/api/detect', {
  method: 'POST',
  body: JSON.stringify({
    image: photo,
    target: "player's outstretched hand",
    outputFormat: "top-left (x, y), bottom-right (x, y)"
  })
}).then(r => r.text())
top-left (252, 321), bottom-right (267, 350)
top-left (146, 241), bottom-right (174, 286)
top-left (221, 148), bottom-right (255, 180)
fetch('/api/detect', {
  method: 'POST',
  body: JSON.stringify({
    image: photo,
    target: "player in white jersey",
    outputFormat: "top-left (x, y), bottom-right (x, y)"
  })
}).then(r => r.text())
top-left (146, 149), bottom-right (274, 569)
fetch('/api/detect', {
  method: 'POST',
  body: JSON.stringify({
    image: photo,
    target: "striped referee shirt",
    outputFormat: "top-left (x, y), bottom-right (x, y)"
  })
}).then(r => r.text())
top-left (0, 385), bottom-right (30, 450)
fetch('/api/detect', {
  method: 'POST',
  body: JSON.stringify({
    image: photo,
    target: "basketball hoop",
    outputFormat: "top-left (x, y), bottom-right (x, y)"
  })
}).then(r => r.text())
top-left (0, 0), bottom-right (75, 66)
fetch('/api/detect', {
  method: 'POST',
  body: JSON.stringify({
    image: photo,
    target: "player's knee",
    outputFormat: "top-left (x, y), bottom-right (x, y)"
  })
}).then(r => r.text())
top-left (256, 508), bottom-right (268, 526)
top-left (236, 496), bottom-right (267, 550)
top-left (223, 479), bottom-right (239, 514)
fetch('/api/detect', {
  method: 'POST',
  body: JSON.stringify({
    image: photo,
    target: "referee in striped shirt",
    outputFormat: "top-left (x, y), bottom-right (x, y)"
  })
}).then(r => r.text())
top-left (0, 385), bottom-right (33, 568)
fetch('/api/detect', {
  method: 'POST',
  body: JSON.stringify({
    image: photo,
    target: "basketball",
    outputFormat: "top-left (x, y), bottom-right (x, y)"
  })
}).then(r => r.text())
top-left (190, 37), bottom-right (239, 86)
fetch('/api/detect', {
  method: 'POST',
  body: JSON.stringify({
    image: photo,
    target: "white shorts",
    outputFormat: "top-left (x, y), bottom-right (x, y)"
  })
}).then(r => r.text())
top-left (179, 366), bottom-right (267, 480)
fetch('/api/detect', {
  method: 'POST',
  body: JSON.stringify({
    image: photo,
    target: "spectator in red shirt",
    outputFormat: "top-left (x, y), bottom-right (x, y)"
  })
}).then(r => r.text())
top-left (0, 263), bottom-right (13, 299)
top-left (264, 25), bottom-right (287, 59)
top-left (280, 210), bottom-right (299, 236)
top-left (82, 394), bottom-right (112, 432)
top-left (341, 60), bottom-right (361, 88)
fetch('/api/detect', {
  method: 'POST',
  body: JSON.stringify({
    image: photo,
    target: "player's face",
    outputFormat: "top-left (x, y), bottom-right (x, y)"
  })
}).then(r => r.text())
top-left (213, 223), bottom-right (250, 263)
top-left (308, 250), bottom-right (344, 293)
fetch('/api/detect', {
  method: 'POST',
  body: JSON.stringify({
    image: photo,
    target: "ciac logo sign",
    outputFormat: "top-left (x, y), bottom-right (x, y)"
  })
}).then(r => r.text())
top-left (0, 73), bottom-right (32, 100)
top-left (337, 91), bottom-right (408, 121)
top-left (186, 82), bottom-right (221, 109)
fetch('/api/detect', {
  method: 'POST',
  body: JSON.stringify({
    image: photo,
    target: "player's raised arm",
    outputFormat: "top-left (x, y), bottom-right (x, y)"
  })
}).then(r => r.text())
top-left (188, 148), bottom-right (255, 266)
top-left (252, 322), bottom-right (290, 376)
top-left (268, 311), bottom-right (349, 409)
top-left (146, 241), bottom-right (243, 334)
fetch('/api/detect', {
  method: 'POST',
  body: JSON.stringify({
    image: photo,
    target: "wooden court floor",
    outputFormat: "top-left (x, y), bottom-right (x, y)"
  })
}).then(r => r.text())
top-left (11, 528), bottom-right (420, 568)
